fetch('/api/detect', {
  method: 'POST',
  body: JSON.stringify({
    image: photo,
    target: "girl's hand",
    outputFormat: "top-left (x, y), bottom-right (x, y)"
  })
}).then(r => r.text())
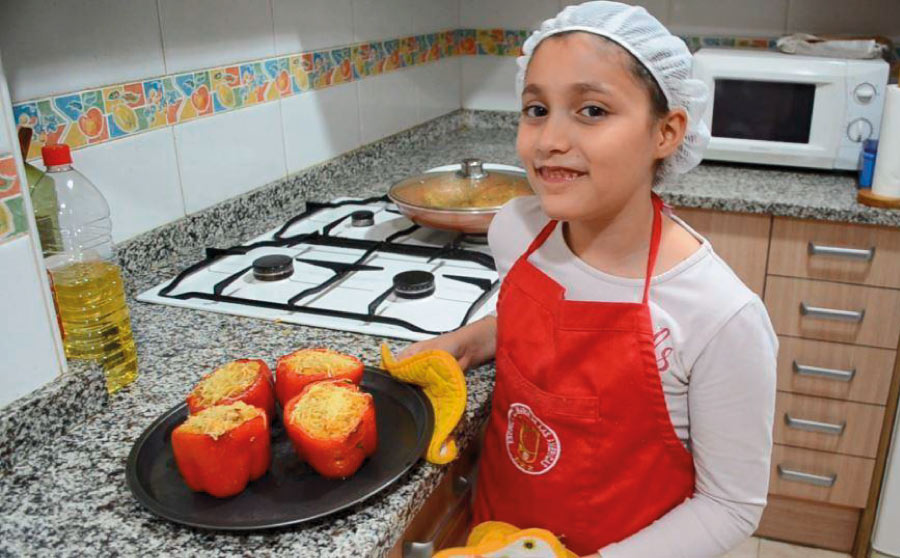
top-left (397, 316), bottom-right (497, 371)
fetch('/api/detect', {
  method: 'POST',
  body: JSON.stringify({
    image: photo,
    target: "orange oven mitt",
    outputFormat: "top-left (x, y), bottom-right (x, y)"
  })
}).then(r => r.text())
top-left (434, 521), bottom-right (579, 558)
top-left (380, 343), bottom-right (466, 464)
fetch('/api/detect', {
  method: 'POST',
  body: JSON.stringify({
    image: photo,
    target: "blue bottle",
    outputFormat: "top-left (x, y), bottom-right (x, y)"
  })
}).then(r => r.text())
top-left (859, 139), bottom-right (878, 189)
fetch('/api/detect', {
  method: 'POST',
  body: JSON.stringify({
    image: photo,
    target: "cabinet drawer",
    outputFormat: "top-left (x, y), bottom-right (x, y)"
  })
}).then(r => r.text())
top-left (773, 392), bottom-right (885, 458)
top-left (769, 444), bottom-right (875, 508)
top-left (769, 217), bottom-right (900, 289)
top-left (387, 434), bottom-right (480, 558)
top-left (674, 207), bottom-right (770, 296)
top-left (776, 337), bottom-right (895, 405)
top-left (764, 276), bottom-right (900, 349)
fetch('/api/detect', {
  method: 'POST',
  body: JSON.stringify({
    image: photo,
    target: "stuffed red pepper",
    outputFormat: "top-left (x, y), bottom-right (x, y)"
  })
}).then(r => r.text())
top-left (283, 379), bottom-right (377, 479)
top-left (187, 358), bottom-right (275, 421)
top-left (171, 401), bottom-right (271, 498)
top-left (275, 348), bottom-right (364, 407)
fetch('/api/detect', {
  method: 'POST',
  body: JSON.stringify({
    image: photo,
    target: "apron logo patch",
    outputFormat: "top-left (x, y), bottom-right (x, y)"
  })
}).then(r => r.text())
top-left (506, 403), bottom-right (560, 475)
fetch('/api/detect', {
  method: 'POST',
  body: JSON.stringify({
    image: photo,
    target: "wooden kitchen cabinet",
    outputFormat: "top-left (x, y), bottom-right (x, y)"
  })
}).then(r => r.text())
top-left (764, 275), bottom-right (900, 349)
top-left (768, 217), bottom-right (900, 289)
top-left (775, 336), bottom-right (895, 405)
top-left (677, 209), bottom-right (900, 557)
top-left (768, 444), bottom-right (875, 508)
top-left (756, 495), bottom-right (860, 552)
top-left (386, 431), bottom-right (481, 558)
top-left (758, 216), bottom-right (900, 557)
top-left (773, 392), bottom-right (885, 458)
top-left (673, 207), bottom-right (770, 296)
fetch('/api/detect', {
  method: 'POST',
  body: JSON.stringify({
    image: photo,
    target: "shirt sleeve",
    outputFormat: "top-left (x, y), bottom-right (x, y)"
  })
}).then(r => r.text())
top-left (599, 298), bottom-right (778, 558)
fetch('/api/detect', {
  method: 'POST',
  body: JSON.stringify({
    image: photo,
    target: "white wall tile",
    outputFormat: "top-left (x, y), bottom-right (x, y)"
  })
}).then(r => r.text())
top-left (174, 103), bottom-right (287, 214)
top-left (71, 129), bottom-right (185, 242)
top-left (159, 0), bottom-right (275, 74)
top-left (561, 0), bottom-right (670, 24)
top-left (0, 235), bottom-right (63, 408)
top-left (353, 0), bottom-right (415, 42)
top-left (417, 59), bottom-right (462, 122)
top-left (0, 0), bottom-right (165, 101)
top-left (460, 0), bottom-right (559, 29)
top-left (788, 0), bottom-right (896, 36)
top-left (358, 70), bottom-right (421, 144)
top-left (282, 82), bottom-right (362, 174)
top-left (670, 0), bottom-right (788, 36)
top-left (461, 56), bottom-right (519, 111)
top-left (412, 0), bottom-right (461, 34)
top-left (273, 0), bottom-right (355, 55)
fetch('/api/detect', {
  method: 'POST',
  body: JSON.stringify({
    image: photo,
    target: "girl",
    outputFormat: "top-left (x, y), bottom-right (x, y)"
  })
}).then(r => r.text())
top-left (400, 3), bottom-right (777, 557)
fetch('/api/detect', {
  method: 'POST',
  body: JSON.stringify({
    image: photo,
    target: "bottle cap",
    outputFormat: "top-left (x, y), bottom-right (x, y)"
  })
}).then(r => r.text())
top-left (41, 144), bottom-right (72, 166)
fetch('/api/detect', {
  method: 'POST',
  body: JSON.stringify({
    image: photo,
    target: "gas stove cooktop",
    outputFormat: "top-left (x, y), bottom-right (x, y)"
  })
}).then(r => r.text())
top-left (137, 196), bottom-right (500, 341)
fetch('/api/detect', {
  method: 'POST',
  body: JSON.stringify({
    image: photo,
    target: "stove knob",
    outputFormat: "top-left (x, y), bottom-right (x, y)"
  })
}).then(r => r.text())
top-left (847, 118), bottom-right (873, 143)
top-left (854, 83), bottom-right (877, 105)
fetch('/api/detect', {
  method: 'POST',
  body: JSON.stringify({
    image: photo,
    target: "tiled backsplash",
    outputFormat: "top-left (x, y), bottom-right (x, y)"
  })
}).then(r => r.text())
top-left (1, 0), bottom-right (896, 243)
top-left (0, 153), bottom-right (27, 242)
top-left (10, 28), bottom-right (782, 163)
top-left (11, 31), bottom-right (463, 161)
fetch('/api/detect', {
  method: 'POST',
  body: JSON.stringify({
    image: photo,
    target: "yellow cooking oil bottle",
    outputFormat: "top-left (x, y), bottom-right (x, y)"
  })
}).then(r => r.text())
top-left (36, 144), bottom-right (137, 393)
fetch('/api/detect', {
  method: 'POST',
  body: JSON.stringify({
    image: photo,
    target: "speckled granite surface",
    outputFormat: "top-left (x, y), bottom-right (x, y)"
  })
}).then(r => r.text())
top-left (3, 108), bottom-right (900, 557)
top-left (0, 361), bottom-right (106, 474)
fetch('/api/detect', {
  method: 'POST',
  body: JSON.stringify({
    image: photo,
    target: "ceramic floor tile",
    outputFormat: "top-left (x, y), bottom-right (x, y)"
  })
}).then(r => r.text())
top-left (723, 536), bottom-right (760, 558)
top-left (758, 539), bottom-right (851, 558)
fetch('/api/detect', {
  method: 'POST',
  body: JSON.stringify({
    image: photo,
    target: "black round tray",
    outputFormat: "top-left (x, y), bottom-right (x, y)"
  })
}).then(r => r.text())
top-left (126, 367), bottom-right (434, 530)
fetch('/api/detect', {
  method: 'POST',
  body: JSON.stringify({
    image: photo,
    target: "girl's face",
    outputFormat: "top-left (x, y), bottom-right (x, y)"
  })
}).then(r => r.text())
top-left (517, 32), bottom-right (680, 223)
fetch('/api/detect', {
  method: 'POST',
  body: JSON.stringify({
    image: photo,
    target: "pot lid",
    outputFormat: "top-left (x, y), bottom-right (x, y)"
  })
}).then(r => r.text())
top-left (388, 158), bottom-right (532, 212)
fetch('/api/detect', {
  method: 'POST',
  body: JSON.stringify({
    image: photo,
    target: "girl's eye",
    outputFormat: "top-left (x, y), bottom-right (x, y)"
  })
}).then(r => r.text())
top-left (578, 105), bottom-right (607, 118)
top-left (522, 105), bottom-right (548, 118)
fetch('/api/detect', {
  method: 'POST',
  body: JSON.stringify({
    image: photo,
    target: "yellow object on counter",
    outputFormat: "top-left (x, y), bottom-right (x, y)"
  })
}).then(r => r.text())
top-left (434, 521), bottom-right (578, 558)
top-left (380, 343), bottom-right (466, 464)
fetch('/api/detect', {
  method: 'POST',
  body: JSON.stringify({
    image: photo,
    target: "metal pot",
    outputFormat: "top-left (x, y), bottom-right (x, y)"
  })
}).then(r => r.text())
top-left (387, 158), bottom-right (533, 234)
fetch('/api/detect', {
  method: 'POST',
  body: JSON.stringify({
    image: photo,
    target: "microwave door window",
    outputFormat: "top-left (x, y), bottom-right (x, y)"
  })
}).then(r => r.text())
top-left (711, 79), bottom-right (816, 143)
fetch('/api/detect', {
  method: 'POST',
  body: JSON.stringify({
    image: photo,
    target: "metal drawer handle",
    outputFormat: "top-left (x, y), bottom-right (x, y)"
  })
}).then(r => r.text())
top-left (777, 464), bottom-right (837, 487)
top-left (403, 476), bottom-right (473, 558)
top-left (800, 302), bottom-right (865, 323)
top-left (792, 361), bottom-right (856, 382)
top-left (808, 242), bottom-right (875, 261)
top-left (784, 413), bottom-right (846, 435)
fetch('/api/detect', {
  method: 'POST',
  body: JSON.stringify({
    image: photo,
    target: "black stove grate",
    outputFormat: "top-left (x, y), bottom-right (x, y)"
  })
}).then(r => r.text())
top-left (156, 196), bottom-right (499, 336)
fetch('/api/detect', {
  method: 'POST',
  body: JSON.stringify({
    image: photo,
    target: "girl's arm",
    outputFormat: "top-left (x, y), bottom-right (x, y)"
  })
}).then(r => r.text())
top-left (598, 298), bottom-right (777, 558)
top-left (396, 315), bottom-right (498, 371)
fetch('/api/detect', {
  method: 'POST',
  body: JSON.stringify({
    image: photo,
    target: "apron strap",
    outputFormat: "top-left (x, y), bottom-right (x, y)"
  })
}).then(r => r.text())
top-left (519, 194), bottom-right (664, 305)
top-left (642, 193), bottom-right (664, 305)
top-left (524, 219), bottom-right (559, 258)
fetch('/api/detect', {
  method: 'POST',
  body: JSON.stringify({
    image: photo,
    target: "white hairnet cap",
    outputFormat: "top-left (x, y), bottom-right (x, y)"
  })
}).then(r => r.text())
top-left (515, 1), bottom-right (710, 184)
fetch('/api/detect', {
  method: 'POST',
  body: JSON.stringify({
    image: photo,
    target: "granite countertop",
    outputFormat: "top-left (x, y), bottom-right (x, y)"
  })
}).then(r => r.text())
top-left (2, 109), bottom-right (899, 558)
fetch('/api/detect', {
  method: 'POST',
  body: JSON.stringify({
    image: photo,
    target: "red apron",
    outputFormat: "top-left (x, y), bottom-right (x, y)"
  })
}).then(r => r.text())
top-left (472, 194), bottom-right (695, 555)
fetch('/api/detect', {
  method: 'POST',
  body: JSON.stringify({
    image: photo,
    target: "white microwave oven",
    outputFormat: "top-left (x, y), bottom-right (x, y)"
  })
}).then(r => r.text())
top-left (692, 48), bottom-right (889, 170)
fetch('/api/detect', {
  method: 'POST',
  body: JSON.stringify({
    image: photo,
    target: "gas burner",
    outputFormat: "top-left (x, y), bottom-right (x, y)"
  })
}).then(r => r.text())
top-left (350, 210), bottom-right (375, 227)
top-left (393, 270), bottom-right (435, 299)
top-left (460, 233), bottom-right (488, 245)
top-left (252, 254), bottom-right (294, 281)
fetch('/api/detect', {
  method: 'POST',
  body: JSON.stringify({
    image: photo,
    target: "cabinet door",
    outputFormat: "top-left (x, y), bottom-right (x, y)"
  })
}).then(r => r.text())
top-left (673, 207), bottom-right (770, 296)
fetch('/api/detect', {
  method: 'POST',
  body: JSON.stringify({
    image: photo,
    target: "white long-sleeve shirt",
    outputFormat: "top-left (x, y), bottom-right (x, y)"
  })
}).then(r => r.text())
top-left (488, 197), bottom-right (778, 558)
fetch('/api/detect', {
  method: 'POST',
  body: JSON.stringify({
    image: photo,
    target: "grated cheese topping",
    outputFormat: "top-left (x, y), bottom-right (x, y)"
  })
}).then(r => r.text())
top-left (289, 382), bottom-right (371, 440)
top-left (180, 401), bottom-right (263, 439)
top-left (282, 349), bottom-right (359, 377)
top-left (190, 360), bottom-right (260, 407)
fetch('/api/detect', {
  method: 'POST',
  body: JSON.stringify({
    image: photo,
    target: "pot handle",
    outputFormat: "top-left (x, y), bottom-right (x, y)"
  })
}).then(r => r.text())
top-left (458, 158), bottom-right (487, 179)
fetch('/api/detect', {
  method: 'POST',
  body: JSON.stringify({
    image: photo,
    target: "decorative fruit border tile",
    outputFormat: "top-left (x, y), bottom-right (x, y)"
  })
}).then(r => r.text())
top-left (10, 29), bottom-right (775, 161)
top-left (0, 153), bottom-right (27, 243)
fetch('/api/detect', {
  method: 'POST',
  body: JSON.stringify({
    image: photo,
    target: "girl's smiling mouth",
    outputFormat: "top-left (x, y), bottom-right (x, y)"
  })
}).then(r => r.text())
top-left (536, 165), bottom-right (588, 185)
